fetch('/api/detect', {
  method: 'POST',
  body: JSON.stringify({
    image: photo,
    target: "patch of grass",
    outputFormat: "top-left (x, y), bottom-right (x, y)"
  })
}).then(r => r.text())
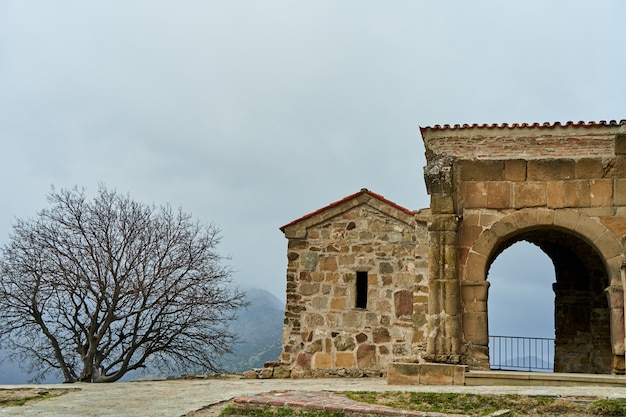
top-left (220, 405), bottom-right (347, 417)
top-left (0, 389), bottom-right (68, 407)
top-left (345, 391), bottom-right (608, 416)
top-left (219, 393), bottom-right (626, 417)
top-left (588, 398), bottom-right (626, 416)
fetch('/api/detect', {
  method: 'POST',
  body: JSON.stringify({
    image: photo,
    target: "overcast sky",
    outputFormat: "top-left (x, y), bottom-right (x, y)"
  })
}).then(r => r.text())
top-left (1, 1), bottom-right (625, 354)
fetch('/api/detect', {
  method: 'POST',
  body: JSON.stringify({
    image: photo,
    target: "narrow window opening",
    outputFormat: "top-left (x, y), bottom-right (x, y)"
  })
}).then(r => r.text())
top-left (356, 271), bottom-right (368, 309)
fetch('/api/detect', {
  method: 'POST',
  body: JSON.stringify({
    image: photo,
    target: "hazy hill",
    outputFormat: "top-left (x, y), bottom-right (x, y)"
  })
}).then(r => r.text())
top-left (220, 288), bottom-right (285, 373)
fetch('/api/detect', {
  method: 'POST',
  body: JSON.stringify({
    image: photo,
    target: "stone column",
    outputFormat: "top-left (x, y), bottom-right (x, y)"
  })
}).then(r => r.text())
top-left (423, 155), bottom-right (462, 364)
top-left (425, 214), bottom-right (461, 363)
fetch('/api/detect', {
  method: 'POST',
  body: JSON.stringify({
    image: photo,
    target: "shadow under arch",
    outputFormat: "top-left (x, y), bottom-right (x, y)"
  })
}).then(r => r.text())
top-left (462, 208), bottom-right (625, 374)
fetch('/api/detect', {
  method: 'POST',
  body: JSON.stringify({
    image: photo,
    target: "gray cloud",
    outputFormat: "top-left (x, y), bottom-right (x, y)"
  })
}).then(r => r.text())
top-left (1, 0), bottom-right (625, 311)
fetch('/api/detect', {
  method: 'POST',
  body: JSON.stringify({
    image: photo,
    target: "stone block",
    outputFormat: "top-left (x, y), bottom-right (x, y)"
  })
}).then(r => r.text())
top-left (461, 281), bottom-right (489, 303)
top-left (272, 366), bottom-right (291, 378)
top-left (576, 158), bottom-right (605, 179)
top-left (418, 363), bottom-right (466, 385)
top-left (242, 370), bottom-right (258, 379)
top-left (319, 256), bottom-right (338, 271)
top-left (373, 328), bottom-right (391, 343)
top-left (330, 297), bottom-right (346, 310)
top-left (430, 194), bottom-right (455, 214)
top-left (471, 229), bottom-right (497, 256)
top-left (546, 181), bottom-right (565, 209)
top-left (394, 290), bottom-right (413, 317)
top-left (615, 179), bottom-right (626, 205)
top-left (463, 311), bottom-right (489, 345)
top-left (459, 224), bottom-right (483, 249)
top-left (514, 182), bottom-right (546, 208)
top-left (615, 133), bottom-right (626, 155)
top-left (356, 344), bottom-right (377, 368)
top-left (504, 159), bottom-right (526, 181)
top-left (299, 283), bottom-right (320, 296)
top-left (600, 216), bottom-right (626, 238)
top-left (486, 181), bottom-right (511, 209)
top-left (312, 352), bottom-right (333, 369)
top-left (463, 181), bottom-right (487, 208)
top-left (388, 363), bottom-right (467, 385)
top-left (464, 252), bottom-right (487, 281)
top-left (459, 160), bottom-right (505, 181)
top-left (259, 367), bottom-right (273, 379)
top-left (335, 352), bottom-right (355, 368)
top-left (342, 311), bottom-right (363, 328)
top-left (535, 208), bottom-right (555, 226)
top-left (387, 362), bottom-right (420, 385)
top-left (564, 180), bottom-right (591, 207)
top-left (574, 215), bottom-right (605, 242)
top-left (527, 159), bottom-right (575, 180)
top-left (553, 209), bottom-right (581, 230)
top-left (612, 156), bottom-right (626, 178)
top-left (300, 252), bottom-right (318, 270)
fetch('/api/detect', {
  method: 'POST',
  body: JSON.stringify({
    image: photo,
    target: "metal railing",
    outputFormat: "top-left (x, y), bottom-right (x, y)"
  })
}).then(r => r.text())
top-left (489, 335), bottom-right (555, 372)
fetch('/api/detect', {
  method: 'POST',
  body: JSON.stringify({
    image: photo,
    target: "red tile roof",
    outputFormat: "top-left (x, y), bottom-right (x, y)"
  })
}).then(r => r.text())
top-left (280, 188), bottom-right (414, 232)
top-left (420, 119), bottom-right (626, 133)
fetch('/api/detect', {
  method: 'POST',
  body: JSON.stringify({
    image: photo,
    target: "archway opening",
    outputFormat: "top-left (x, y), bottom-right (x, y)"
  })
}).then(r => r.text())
top-left (486, 227), bottom-right (612, 374)
top-left (487, 241), bottom-right (555, 371)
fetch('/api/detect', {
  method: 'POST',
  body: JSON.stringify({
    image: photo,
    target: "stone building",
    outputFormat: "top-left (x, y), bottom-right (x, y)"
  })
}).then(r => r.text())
top-left (278, 120), bottom-right (626, 380)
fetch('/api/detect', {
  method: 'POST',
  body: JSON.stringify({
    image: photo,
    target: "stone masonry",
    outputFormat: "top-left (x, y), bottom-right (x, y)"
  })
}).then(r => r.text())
top-left (277, 120), bottom-right (626, 382)
top-left (279, 191), bottom-right (429, 376)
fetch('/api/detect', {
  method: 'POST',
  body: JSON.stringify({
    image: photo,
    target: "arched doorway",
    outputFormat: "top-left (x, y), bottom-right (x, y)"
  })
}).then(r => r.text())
top-left (462, 209), bottom-right (624, 374)
top-left (487, 241), bottom-right (555, 371)
top-left (486, 231), bottom-right (611, 373)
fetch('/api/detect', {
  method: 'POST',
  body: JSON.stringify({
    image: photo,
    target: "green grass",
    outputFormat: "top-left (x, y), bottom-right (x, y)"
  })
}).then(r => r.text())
top-left (220, 392), bottom-right (626, 417)
top-left (0, 389), bottom-right (68, 407)
top-left (220, 405), bottom-right (347, 417)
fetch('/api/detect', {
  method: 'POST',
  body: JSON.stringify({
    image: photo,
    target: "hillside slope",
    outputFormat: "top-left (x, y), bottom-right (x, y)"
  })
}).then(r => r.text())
top-left (221, 288), bottom-right (285, 373)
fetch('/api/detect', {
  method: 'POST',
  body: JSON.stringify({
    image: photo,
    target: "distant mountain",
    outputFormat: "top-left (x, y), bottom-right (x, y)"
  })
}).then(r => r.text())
top-left (0, 288), bottom-right (285, 383)
top-left (220, 288), bottom-right (285, 373)
top-left (492, 355), bottom-right (554, 372)
top-left (0, 358), bottom-right (29, 384)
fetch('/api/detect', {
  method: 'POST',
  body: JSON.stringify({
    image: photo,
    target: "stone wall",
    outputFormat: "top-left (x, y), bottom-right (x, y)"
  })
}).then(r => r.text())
top-left (279, 191), bottom-right (429, 376)
top-left (278, 121), bottom-right (626, 380)
top-left (422, 121), bottom-right (626, 373)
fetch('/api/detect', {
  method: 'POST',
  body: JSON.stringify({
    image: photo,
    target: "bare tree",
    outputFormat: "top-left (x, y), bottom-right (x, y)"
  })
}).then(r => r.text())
top-left (0, 186), bottom-right (246, 383)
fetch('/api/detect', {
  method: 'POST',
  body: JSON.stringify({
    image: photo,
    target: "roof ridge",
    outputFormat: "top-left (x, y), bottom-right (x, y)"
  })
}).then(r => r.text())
top-left (420, 119), bottom-right (626, 132)
top-left (279, 189), bottom-right (413, 232)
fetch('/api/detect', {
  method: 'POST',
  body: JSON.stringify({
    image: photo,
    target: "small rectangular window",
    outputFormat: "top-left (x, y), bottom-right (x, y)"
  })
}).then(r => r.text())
top-left (356, 271), bottom-right (368, 309)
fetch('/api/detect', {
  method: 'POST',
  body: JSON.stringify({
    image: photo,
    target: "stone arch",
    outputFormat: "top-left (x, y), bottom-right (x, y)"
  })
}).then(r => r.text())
top-left (461, 208), bottom-right (624, 373)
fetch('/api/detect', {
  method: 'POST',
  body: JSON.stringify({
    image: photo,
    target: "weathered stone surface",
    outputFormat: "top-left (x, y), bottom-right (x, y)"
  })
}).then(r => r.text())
top-left (333, 335), bottom-right (355, 351)
top-left (295, 352), bottom-right (311, 369)
top-left (272, 365), bottom-right (291, 378)
top-left (372, 328), bottom-right (391, 343)
top-left (394, 290), bottom-right (413, 317)
top-left (300, 252), bottom-right (319, 271)
top-left (576, 158), bottom-right (604, 179)
top-left (459, 160), bottom-right (505, 181)
top-left (463, 181), bottom-right (487, 208)
top-left (242, 370), bottom-right (257, 379)
top-left (504, 159), bottom-right (526, 181)
top-left (335, 352), bottom-right (355, 368)
top-left (514, 182), bottom-right (546, 208)
top-left (387, 363), bottom-right (466, 385)
top-left (528, 159), bottom-right (575, 181)
top-left (313, 352), bottom-right (332, 369)
top-left (259, 367), bottom-right (273, 379)
top-left (486, 181), bottom-right (511, 209)
top-left (356, 344), bottom-right (377, 368)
